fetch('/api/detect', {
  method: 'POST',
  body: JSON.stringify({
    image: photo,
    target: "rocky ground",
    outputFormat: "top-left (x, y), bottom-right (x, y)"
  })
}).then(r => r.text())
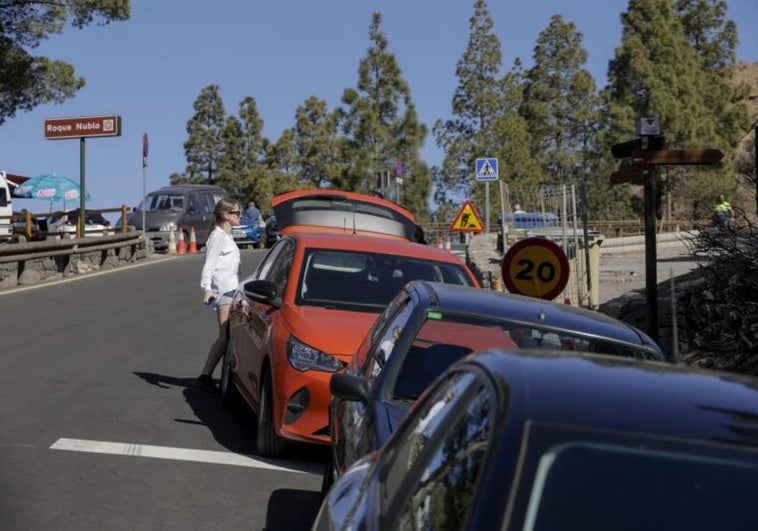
top-left (598, 230), bottom-right (758, 377)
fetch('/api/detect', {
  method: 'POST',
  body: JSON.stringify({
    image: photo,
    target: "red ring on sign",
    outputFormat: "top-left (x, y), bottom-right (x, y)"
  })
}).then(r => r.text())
top-left (501, 237), bottom-right (570, 300)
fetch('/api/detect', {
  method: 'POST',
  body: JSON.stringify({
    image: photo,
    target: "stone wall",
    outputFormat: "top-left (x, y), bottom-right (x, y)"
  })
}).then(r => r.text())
top-left (0, 232), bottom-right (151, 289)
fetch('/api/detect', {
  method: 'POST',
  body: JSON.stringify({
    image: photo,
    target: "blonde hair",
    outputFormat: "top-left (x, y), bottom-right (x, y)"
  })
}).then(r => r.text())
top-left (213, 198), bottom-right (239, 224)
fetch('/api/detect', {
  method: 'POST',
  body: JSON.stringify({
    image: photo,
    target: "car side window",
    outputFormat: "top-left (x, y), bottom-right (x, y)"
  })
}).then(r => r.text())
top-left (260, 239), bottom-right (294, 303)
top-left (378, 372), bottom-right (476, 505)
top-left (393, 374), bottom-right (493, 530)
top-left (362, 296), bottom-right (415, 381)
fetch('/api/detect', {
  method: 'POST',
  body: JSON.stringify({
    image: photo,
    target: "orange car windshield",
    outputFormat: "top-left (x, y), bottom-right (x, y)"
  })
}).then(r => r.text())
top-left (297, 249), bottom-right (472, 311)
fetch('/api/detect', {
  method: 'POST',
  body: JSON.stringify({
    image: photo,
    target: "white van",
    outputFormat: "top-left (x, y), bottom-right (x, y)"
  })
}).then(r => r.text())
top-left (0, 171), bottom-right (13, 238)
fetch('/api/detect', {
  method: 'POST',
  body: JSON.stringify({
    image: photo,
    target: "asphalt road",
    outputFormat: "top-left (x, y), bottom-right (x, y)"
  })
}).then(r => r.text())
top-left (0, 250), bottom-right (324, 530)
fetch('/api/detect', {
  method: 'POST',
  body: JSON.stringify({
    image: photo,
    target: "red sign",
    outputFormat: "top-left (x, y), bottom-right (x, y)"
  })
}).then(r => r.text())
top-left (44, 115), bottom-right (122, 139)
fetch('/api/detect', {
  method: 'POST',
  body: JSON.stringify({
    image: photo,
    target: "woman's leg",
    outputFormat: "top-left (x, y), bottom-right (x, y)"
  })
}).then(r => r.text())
top-left (200, 304), bottom-right (231, 377)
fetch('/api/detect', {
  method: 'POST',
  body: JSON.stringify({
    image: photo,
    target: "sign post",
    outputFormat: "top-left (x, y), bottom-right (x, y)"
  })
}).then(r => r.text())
top-left (142, 133), bottom-right (149, 241)
top-left (44, 115), bottom-right (122, 237)
top-left (475, 158), bottom-right (498, 233)
top-left (610, 120), bottom-right (724, 341)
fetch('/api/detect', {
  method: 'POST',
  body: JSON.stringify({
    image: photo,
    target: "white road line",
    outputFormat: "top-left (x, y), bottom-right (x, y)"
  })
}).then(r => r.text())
top-left (50, 437), bottom-right (321, 474)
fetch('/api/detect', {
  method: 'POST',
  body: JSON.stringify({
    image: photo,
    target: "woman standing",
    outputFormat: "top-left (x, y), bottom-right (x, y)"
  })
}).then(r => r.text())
top-left (197, 198), bottom-right (242, 388)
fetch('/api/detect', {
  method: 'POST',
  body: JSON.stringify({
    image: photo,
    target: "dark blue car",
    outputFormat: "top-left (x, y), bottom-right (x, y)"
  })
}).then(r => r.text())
top-left (323, 280), bottom-right (671, 495)
top-left (315, 348), bottom-right (758, 530)
top-left (231, 214), bottom-right (261, 249)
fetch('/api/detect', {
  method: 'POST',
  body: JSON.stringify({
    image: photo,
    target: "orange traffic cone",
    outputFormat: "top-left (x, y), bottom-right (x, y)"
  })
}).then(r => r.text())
top-left (188, 227), bottom-right (198, 253)
top-left (176, 228), bottom-right (187, 254)
top-left (168, 227), bottom-right (177, 254)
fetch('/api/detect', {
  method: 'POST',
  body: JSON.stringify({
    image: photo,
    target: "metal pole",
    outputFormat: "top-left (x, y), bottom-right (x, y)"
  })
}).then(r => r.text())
top-left (485, 182), bottom-right (490, 233)
top-left (644, 170), bottom-right (658, 342)
top-left (79, 137), bottom-right (86, 238)
top-left (142, 162), bottom-right (147, 241)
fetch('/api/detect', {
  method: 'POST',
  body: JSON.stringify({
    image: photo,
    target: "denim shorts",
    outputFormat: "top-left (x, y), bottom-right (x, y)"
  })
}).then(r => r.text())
top-left (214, 290), bottom-right (235, 308)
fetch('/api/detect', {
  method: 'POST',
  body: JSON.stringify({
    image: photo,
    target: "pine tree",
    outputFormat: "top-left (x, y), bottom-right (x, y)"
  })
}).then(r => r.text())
top-left (216, 115), bottom-right (246, 195)
top-left (338, 11), bottom-right (429, 208)
top-left (179, 85), bottom-right (226, 183)
top-left (294, 96), bottom-right (341, 189)
top-left (604, 0), bottom-right (749, 220)
top-left (521, 15), bottom-right (601, 185)
top-left (236, 96), bottom-right (269, 204)
top-left (0, 0), bottom-right (130, 125)
top-left (433, 0), bottom-right (536, 221)
top-left (257, 128), bottom-right (301, 213)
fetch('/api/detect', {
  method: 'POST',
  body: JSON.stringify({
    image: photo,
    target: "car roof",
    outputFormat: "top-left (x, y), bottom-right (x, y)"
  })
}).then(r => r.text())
top-left (472, 349), bottom-right (758, 447)
top-left (408, 280), bottom-right (654, 348)
top-left (290, 233), bottom-right (471, 265)
top-left (272, 189), bottom-right (417, 241)
top-left (153, 184), bottom-right (225, 193)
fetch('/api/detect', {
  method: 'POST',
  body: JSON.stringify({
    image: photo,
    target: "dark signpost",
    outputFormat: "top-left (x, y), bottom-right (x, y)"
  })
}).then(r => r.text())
top-left (610, 117), bottom-right (724, 341)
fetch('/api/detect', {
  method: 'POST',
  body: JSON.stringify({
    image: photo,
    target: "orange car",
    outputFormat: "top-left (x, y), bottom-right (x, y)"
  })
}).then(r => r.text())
top-left (220, 190), bottom-right (479, 457)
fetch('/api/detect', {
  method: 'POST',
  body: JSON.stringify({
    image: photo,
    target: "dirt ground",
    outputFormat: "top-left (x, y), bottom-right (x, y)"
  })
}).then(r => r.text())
top-left (597, 240), bottom-right (706, 304)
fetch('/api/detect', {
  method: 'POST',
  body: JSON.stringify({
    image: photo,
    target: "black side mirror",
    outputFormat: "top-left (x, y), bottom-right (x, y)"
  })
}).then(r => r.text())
top-left (243, 279), bottom-right (278, 306)
top-left (330, 373), bottom-right (369, 402)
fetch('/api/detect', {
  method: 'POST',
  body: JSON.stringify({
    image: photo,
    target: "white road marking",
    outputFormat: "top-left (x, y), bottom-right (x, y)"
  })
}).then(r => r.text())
top-left (50, 438), bottom-right (321, 474)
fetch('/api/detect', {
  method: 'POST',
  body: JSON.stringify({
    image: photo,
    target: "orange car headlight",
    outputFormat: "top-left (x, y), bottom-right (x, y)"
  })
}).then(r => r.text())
top-left (287, 336), bottom-right (346, 373)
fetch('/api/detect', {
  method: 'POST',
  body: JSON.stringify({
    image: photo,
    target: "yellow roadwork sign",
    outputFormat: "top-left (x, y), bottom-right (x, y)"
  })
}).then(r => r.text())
top-left (449, 200), bottom-right (484, 232)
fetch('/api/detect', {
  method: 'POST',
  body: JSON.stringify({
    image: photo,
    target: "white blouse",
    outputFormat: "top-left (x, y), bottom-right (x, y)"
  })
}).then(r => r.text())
top-left (200, 226), bottom-right (241, 296)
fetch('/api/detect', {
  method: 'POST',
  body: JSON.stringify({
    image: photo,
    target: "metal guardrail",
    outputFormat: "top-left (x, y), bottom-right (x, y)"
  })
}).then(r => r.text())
top-left (420, 219), bottom-right (694, 241)
top-left (0, 205), bottom-right (131, 241)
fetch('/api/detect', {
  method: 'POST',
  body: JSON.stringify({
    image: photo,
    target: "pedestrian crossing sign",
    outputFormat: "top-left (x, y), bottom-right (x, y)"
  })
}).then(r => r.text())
top-left (449, 200), bottom-right (484, 232)
top-left (475, 158), bottom-right (498, 181)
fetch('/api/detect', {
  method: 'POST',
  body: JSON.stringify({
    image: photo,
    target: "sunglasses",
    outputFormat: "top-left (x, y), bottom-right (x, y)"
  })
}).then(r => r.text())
top-left (228, 210), bottom-right (241, 215)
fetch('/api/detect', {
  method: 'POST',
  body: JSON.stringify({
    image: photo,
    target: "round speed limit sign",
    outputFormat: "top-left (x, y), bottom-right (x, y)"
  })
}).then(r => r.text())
top-left (501, 237), bottom-right (569, 300)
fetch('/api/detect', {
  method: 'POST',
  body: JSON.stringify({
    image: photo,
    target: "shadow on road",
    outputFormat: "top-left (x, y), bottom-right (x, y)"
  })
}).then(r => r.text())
top-left (133, 371), bottom-right (260, 455)
top-left (264, 489), bottom-right (322, 531)
top-left (132, 371), bottom-right (329, 463)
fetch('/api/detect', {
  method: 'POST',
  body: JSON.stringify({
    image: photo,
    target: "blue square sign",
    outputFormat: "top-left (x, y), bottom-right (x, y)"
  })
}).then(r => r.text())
top-left (475, 158), bottom-right (498, 181)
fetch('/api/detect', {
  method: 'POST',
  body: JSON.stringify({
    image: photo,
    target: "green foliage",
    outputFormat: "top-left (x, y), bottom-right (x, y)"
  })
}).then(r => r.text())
top-left (604, 0), bottom-right (749, 221)
top-left (521, 16), bottom-right (602, 185)
top-left (0, 0), bottom-right (130, 125)
top-left (180, 85), bottom-right (226, 183)
top-left (338, 11), bottom-right (429, 209)
top-left (433, 0), bottom-right (506, 214)
top-left (294, 96), bottom-right (341, 189)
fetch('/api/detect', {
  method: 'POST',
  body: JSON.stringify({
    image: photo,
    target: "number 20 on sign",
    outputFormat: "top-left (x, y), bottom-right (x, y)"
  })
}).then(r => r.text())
top-left (501, 238), bottom-right (569, 300)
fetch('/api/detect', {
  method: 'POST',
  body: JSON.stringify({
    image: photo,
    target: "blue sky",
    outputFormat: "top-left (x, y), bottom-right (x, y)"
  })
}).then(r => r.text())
top-left (1, 0), bottom-right (756, 219)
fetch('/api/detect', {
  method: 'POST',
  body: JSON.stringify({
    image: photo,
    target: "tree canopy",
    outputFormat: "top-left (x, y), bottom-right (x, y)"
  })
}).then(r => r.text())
top-left (0, 0), bottom-right (130, 125)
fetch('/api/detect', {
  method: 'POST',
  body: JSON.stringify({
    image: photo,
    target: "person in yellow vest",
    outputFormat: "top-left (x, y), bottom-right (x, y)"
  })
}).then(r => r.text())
top-left (712, 194), bottom-right (733, 230)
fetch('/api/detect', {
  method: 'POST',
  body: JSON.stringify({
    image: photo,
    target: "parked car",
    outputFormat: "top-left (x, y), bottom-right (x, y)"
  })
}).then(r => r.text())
top-left (219, 190), bottom-right (480, 457)
top-left (124, 184), bottom-right (226, 251)
top-left (231, 213), bottom-right (262, 249)
top-left (47, 210), bottom-right (111, 238)
top-left (324, 280), bottom-right (670, 493)
top-left (314, 349), bottom-right (758, 530)
top-left (264, 213), bottom-right (280, 248)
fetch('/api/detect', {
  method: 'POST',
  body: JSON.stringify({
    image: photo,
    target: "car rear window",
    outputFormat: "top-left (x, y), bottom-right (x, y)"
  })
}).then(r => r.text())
top-left (297, 249), bottom-right (473, 311)
top-left (524, 441), bottom-right (758, 530)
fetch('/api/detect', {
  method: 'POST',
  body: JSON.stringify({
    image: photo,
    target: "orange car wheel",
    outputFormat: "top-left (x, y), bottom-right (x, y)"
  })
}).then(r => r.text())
top-left (256, 369), bottom-right (287, 458)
